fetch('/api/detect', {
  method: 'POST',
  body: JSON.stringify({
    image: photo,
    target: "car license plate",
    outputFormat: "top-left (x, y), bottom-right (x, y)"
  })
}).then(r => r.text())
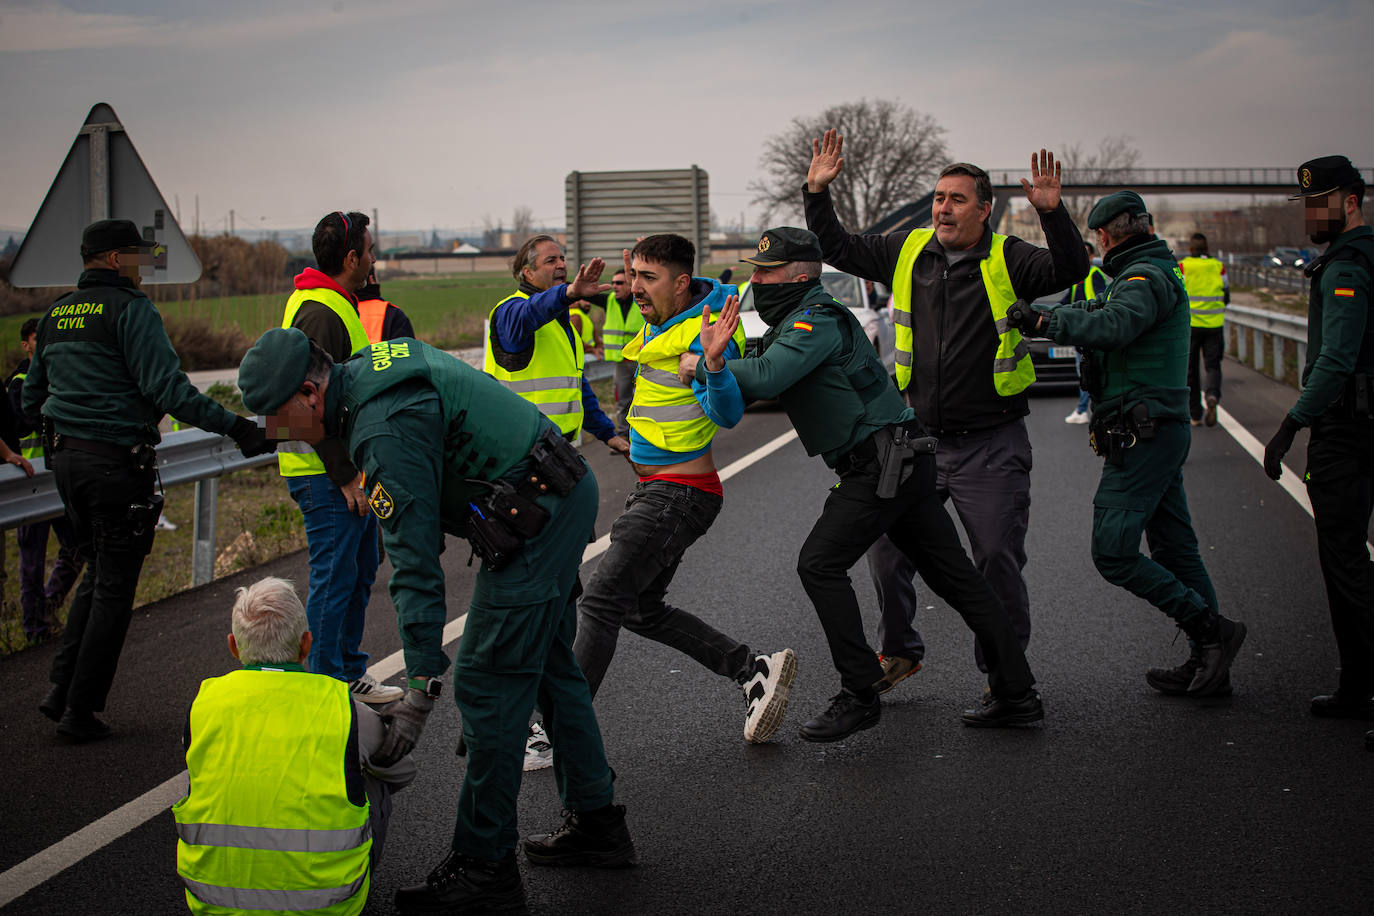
top-left (1049, 347), bottom-right (1076, 359)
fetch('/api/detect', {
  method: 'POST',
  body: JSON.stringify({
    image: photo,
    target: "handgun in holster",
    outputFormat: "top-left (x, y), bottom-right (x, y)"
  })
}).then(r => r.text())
top-left (127, 492), bottom-right (164, 557)
top-left (463, 479), bottom-right (551, 571)
top-left (526, 427), bottom-right (587, 496)
top-left (876, 424), bottom-right (938, 499)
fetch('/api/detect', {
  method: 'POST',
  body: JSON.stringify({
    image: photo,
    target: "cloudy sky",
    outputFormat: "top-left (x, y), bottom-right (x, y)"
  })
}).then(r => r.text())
top-left (1, 0), bottom-right (1371, 237)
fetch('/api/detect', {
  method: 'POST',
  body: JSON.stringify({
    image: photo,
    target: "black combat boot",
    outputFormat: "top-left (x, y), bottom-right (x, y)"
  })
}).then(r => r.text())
top-left (394, 849), bottom-right (525, 915)
top-left (522, 804), bottom-right (636, 867)
top-left (1146, 648), bottom-right (1232, 697)
top-left (1185, 614), bottom-right (1247, 696)
top-left (39, 682), bottom-right (67, 722)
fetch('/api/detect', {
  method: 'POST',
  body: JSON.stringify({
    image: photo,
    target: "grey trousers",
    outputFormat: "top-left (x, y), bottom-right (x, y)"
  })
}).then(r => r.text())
top-left (867, 418), bottom-right (1032, 670)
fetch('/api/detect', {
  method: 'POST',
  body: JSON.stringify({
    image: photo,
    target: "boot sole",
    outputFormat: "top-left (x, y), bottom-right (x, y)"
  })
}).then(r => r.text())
top-left (1146, 674), bottom-right (1233, 697)
top-left (522, 843), bottom-right (637, 869)
top-left (798, 706), bottom-right (881, 743)
top-left (960, 707), bottom-right (1045, 728)
top-left (1187, 622), bottom-right (1247, 696)
top-left (876, 659), bottom-right (922, 695)
top-left (744, 649), bottom-right (797, 744)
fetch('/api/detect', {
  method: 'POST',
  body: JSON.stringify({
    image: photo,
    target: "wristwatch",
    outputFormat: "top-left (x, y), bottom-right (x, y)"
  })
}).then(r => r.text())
top-left (408, 676), bottom-right (443, 699)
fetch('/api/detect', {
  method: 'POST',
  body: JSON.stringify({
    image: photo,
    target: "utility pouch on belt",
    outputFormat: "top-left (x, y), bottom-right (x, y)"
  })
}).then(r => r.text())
top-left (128, 492), bottom-right (164, 557)
top-left (527, 427), bottom-right (587, 497)
top-left (463, 479), bottom-right (552, 571)
top-left (1088, 417), bottom-right (1133, 468)
top-left (875, 423), bottom-right (937, 499)
top-left (1128, 402), bottom-right (1156, 441)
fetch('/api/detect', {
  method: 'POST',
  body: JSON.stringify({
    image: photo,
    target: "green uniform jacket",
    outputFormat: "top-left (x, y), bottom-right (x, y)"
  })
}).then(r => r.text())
top-left (22, 269), bottom-right (239, 444)
top-left (713, 283), bottom-right (910, 467)
top-left (329, 339), bottom-right (544, 677)
top-left (1043, 236), bottom-right (1191, 422)
top-left (1289, 226), bottom-right (1374, 426)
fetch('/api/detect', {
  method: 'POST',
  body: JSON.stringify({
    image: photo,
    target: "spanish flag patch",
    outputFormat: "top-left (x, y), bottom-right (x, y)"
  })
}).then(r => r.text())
top-left (1334, 288), bottom-right (1355, 297)
top-left (793, 321), bottom-right (813, 332)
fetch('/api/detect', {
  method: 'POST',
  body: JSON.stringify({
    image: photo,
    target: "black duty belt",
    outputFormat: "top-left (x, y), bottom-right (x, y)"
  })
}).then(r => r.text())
top-left (52, 435), bottom-right (142, 460)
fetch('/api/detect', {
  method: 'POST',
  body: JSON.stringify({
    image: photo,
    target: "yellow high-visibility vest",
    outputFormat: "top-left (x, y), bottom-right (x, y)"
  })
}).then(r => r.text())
top-left (1180, 257), bottom-right (1226, 328)
top-left (483, 291), bottom-right (585, 439)
top-left (890, 229), bottom-right (1035, 395)
top-left (10, 368), bottom-right (41, 459)
top-left (621, 313), bottom-right (745, 453)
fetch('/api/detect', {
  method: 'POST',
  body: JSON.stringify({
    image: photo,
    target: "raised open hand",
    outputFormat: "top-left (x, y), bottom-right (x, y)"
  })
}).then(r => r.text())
top-left (567, 257), bottom-right (610, 300)
top-left (1020, 148), bottom-right (1063, 212)
top-left (808, 129), bottom-right (845, 193)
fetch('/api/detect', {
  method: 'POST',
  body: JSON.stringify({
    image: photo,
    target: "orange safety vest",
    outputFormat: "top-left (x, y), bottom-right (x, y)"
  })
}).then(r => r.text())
top-left (356, 299), bottom-right (389, 344)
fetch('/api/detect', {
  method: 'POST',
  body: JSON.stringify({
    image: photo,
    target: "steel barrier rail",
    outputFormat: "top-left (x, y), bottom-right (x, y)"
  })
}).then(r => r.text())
top-left (1223, 303), bottom-right (1309, 379)
top-left (1228, 263), bottom-right (1307, 293)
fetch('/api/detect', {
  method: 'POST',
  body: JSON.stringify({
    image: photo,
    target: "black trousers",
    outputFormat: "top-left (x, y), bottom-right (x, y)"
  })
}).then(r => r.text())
top-left (48, 447), bottom-right (156, 713)
top-left (1187, 326), bottom-right (1224, 419)
top-left (798, 446), bottom-right (1035, 697)
top-left (1305, 415), bottom-right (1374, 698)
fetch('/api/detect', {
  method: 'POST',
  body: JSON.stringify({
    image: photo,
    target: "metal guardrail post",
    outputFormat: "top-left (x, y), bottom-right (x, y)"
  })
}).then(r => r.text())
top-left (192, 477), bottom-right (218, 587)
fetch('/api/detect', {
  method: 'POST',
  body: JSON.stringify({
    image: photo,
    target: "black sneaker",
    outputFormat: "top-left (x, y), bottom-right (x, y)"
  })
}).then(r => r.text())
top-left (742, 649), bottom-right (797, 743)
top-left (394, 850), bottom-right (526, 915)
top-left (522, 804), bottom-right (636, 868)
top-left (1188, 617), bottom-right (1246, 696)
top-left (56, 709), bottom-right (111, 743)
top-left (1147, 654), bottom-right (1232, 697)
top-left (39, 683), bottom-right (67, 722)
top-left (798, 689), bottom-right (880, 742)
top-left (961, 690), bottom-right (1044, 727)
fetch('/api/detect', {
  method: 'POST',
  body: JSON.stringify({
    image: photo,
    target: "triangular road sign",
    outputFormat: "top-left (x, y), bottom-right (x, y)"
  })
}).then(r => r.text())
top-left (9, 102), bottom-right (200, 287)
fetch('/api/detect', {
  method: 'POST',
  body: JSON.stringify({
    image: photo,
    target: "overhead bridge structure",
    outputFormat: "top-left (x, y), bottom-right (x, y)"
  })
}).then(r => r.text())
top-left (865, 166), bottom-right (1374, 235)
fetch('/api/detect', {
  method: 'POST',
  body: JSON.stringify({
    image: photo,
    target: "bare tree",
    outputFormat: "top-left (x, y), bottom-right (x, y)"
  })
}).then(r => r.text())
top-left (481, 213), bottom-right (505, 249)
top-left (750, 98), bottom-right (948, 230)
top-left (511, 206), bottom-right (535, 241)
top-left (1060, 135), bottom-right (1143, 227)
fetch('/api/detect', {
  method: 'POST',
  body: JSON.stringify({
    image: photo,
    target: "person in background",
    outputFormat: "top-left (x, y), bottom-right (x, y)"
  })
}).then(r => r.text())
top-left (1180, 232), bottom-right (1230, 427)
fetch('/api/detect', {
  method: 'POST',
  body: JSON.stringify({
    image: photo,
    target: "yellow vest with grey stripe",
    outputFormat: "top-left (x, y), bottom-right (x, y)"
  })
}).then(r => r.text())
top-left (621, 314), bottom-right (745, 452)
top-left (890, 229), bottom-right (1035, 395)
top-left (1180, 256), bottom-right (1226, 328)
top-left (172, 669), bottom-right (371, 915)
top-left (602, 295), bottom-right (646, 363)
top-left (483, 291), bottom-right (585, 439)
top-left (10, 367), bottom-right (42, 459)
top-left (277, 289), bottom-right (371, 477)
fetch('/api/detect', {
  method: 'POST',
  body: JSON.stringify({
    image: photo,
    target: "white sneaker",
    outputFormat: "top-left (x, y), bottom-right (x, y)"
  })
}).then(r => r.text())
top-left (742, 648), bottom-right (798, 743)
top-left (1064, 409), bottom-right (1090, 424)
top-left (349, 673), bottom-right (403, 705)
top-left (524, 722), bottom-right (553, 771)
top-left (155, 514), bottom-right (178, 531)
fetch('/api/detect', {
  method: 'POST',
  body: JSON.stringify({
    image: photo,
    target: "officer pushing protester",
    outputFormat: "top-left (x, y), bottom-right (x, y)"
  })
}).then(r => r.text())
top-left (237, 265), bottom-right (633, 912)
top-left (24, 218), bottom-right (273, 742)
top-left (1261, 156), bottom-right (1374, 750)
top-left (687, 227), bottom-right (1042, 740)
top-left (1005, 192), bottom-right (1246, 698)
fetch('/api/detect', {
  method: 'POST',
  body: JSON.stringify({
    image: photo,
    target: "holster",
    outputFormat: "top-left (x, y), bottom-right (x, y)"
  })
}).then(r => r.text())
top-left (874, 420), bottom-right (937, 499)
top-left (127, 492), bottom-right (164, 557)
top-left (463, 478), bottom-right (551, 571)
top-left (525, 426), bottom-right (587, 497)
top-left (1088, 414), bottom-right (1134, 467)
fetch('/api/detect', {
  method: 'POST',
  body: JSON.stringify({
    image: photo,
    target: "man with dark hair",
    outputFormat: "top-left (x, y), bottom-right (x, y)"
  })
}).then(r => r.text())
top-left (7, 318), bottom-right (82, 641)
top-left (1262, 156), bottom-right (1374, 749)
top-left (804, 129), bottom-right (1088, 694)
top-left (23, 218), bottom-right (272, 741)
top-left (277, 210), bottom-right (400, 707)
top-left (575, 233), bottom-right (796, 744)
top-left (1180, 232), bottom-right (1230, 427)
top-left (1006, 191), bottom-right (1245, 698)
top-left (602, 266), bottom-right (645, 437)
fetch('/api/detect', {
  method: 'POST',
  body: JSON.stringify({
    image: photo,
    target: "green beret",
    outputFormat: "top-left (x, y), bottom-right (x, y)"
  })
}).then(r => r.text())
top-left (1087, 191), bottom-right (1149, 230)
top-left (238, 327), bottom-right (310, 415)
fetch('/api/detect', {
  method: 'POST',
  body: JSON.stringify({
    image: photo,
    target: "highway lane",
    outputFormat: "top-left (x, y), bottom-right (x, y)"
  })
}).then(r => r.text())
top-left (2, 361), bottom-right (1371, 914)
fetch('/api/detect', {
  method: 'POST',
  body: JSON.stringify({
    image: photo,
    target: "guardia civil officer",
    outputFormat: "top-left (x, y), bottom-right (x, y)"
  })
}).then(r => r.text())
top-left (237, 280), bottom-right (633, 912)
top-left (1006, 192), bottom-right (1246, 697)
top-left (1261, 156), bottom-right (1374, 749)
top-left (23, 219), bottom-right (273, 742)
top-left (690, 228), bottom-right (1042, 740)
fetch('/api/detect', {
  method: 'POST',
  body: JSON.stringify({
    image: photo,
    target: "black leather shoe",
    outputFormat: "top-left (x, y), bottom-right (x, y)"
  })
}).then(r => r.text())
top-left (394, 850), bottom-right (525, 914)
top-left (39, 683), bottom-right (67, 722)
top-left (799, 689), bottom-right (880, 742)
top-left (962, 690), bottom-right (1044, 727)
top-left (56, 709), bottom-right (111, 743)
top-left (1146, 654), bottom-right (1232, 697)
top-left (523, 804), bottom-right (636, 868)
top-left (1310, 691), bottom-right (1374, 720)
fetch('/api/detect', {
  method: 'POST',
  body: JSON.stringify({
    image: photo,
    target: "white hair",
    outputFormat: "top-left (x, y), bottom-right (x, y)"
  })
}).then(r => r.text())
top-left (231, 577), bottom-right (307, 666)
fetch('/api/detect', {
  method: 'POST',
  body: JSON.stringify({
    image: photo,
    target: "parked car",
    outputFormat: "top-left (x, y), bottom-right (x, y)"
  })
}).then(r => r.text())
top-left (736, 267), bottom-right (898, 375)
top-left (1268, 246), bottom-right (1314, 270)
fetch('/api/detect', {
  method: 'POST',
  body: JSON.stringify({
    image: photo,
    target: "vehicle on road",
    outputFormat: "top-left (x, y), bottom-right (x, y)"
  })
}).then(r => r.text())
top-left (736, 267), bottom-right (897, 375)
top-left (1268, 246), bottom-right (1314, 270)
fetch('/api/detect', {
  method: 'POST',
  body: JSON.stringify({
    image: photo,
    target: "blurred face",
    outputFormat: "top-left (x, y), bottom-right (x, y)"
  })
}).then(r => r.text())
top-left (111, 247), bottom-right (151, 285)
top-left (20, 332), bottom-right (36, 358)
top-left (931, 174), bottom-right (991, 251)
top-left (265, 380), bottom-right (326, 445)
top-left (523, 240), bottom-right (566, 291)
top-left (1304, 190), bottom-right (1349, 245)
top-left (630, 256), bottom-right (690, 326)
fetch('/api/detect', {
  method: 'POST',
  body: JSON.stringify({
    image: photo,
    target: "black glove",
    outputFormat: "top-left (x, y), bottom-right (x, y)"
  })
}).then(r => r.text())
top-left (229, 416), bottom-right (276, 457)
top-left (1263, 415), bottom-right (1301, 480)
top-left (1005, 299), bottom-right (1045, 336)
top-left (374, 687), bottom-right (434, 766)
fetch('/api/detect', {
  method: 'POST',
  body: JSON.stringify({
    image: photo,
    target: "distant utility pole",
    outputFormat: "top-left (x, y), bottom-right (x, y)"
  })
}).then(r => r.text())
top-left (195, 195), bottom-right (199, 237)
top-left (373, 207), bottom-right (379, 251)
top-left (230, 209), bottom-right (235, 236)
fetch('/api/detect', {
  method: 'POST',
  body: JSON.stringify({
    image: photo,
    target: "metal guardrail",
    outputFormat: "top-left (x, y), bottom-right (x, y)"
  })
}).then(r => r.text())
top-left (1221, 304), bottom-right (1308, 380)
top-left (1228, 263), bottom-right (1307, 293)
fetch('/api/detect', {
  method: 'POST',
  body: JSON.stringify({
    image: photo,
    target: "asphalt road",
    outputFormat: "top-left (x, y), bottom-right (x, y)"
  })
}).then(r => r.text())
top-left (1, 359), bottom-right (1371, 915)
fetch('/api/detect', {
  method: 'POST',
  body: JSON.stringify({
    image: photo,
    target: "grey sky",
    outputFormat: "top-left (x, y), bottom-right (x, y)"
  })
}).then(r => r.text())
top-left (1, 0), bottom-right (1371, 237)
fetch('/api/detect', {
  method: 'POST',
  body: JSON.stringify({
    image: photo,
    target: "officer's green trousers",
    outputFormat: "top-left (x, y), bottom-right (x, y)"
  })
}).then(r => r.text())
top-left (451, 471), bottom-right (615, 860)
top-left (1090, 420), bottom-right (1218, 625)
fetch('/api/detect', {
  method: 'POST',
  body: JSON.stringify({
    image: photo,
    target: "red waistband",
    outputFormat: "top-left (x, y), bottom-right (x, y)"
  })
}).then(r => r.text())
top-left (638, 471), bottom-right (723, 496)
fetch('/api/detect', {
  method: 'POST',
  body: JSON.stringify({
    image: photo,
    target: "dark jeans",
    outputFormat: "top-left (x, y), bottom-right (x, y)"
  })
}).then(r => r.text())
top-left (866, 419), bottom-right (1033, 668)
top-left (16, 517), bottom-right (83, 637)
top-left (801, 444), bottom-right (1034, 697)
top-left (1305, 415), bottom-right (1374, 697)
top-left (1187, 326), bottom-right (1224, 419)
top-left (48, 448), bottom-right (157, 713)
top-left (576, 479), bottom-right (751, 698)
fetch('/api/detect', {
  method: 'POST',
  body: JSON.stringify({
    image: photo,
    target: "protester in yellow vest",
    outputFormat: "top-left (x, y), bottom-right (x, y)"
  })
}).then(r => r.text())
top-left (602, 267), bottom-right (646, 437)
top-left (568, 298), bottom-right (602, 359)
top-left (277, 211), bottom-right (401, 707)
top-left (1180, 232), bottom-right (1230, 427)
top-left (174, 577), bottom-right (415, 915)
top-left (805, 131), bottom-right (1088, 690)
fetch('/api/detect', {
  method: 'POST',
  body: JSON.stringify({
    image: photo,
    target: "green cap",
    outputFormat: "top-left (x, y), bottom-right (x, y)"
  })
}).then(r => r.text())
top-left (742, 227), bottom-right (823, 267)
top-left (238, 327), bottom-right (311, 415)
top-left (1087, 191), bottom-right (1149, 230)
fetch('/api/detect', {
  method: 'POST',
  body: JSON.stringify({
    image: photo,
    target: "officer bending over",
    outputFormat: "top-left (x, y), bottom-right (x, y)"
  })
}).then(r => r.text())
top-left (237, 314), bottom-right (632, 914)
top-left (1007, 192), bottom-right (1246, 697)
top-left (689, 227), bottom-right (1042, 741)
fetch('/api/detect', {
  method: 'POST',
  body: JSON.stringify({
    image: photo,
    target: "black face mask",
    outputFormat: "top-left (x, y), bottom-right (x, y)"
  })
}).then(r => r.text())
top-left (754, 278), bottom-right (821, 326)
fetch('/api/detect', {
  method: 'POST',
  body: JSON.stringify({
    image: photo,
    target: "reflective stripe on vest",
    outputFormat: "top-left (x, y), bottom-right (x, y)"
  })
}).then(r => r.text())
top-left (12, 369), bottom-right (41, 459)
top-left (172, 669), bottom-right (369, 916)
top-left (1072, 265), bottom-right (1107, 303)
top-left (1181, 257), bottom-right (1226, 328)
top-left (890, 229), bottom-right (1035, 395)
top-left (483, 291), bottom-right (585, 438)
top-left (602, 295), bottom-right (646, 362)
top-left (620, 313), bottom-right (745, 452)
top-left (277, 288), bottom-right (371, 477)
top-left (356, 298), bottom-right (389, 344)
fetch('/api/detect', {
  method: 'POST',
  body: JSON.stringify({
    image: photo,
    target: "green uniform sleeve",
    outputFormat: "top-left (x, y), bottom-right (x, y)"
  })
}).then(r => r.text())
top-left (351, 388), bottom-right (452, 678)
top-left (1290, 258), bottom-right (1372, 426)
top-left (119, 298), bottom-right (238, 434)
top-left (1043, 266), bottom-right (1172, 352)
top-left (713, 311), bottom-right (842, 400)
